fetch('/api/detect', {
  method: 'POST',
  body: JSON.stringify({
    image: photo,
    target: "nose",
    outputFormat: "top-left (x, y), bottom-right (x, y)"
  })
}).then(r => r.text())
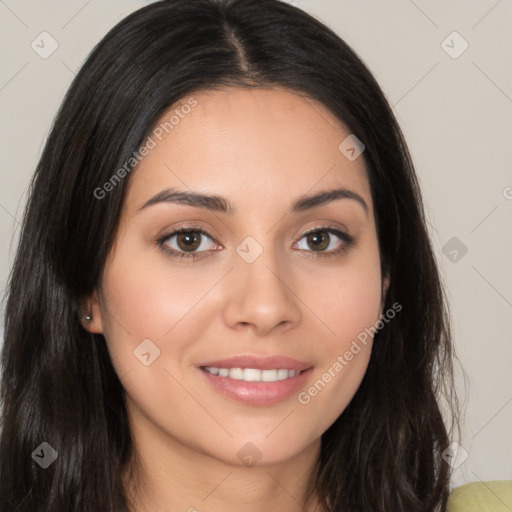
top-left (222, 246), bottom-right (302, 336)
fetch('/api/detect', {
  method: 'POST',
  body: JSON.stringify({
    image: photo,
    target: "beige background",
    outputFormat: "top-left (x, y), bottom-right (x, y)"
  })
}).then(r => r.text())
top-left (1, 0), bottom-right (511, 491)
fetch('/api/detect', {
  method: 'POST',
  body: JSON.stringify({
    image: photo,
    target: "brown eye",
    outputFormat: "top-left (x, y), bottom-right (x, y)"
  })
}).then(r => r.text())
top-left (157, 228), bottom-right (218, 259)
top-left (176, 232), bottom-right (202, 252)
top-left (294, 226), bottom-right (354, 258)
top-left (306, 231), bottom-right (330, 251)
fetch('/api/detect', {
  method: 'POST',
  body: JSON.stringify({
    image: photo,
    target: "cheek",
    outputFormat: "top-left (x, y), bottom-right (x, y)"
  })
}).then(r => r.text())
top-left (98, 252), bottom-right (173, 369)
top-left (101, 238), bottom-right (200, 331)
top-left (295, 275), bottom-right (380, 435)
top-left (309, 272), bottom-right (380, 377)
top-left (294, 245), bottom-right (382, 415)
top-left (99, 243), bottom-right (222, 376)
top-left (326, 270), bottom-right (382, 345)
top-left (304, 251), bottom-right (383, 351)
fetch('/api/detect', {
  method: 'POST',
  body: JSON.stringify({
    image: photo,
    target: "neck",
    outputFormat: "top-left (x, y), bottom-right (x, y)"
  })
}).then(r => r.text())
top-left (121, 426), bottom-right (325, 512)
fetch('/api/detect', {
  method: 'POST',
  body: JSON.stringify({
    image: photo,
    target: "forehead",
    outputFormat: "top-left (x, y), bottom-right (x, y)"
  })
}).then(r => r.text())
top-left (124, 86), bottom-right (372, 215)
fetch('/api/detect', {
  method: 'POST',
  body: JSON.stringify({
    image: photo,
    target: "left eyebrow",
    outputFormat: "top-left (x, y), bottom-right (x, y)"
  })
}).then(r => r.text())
top-left (136, 186), bottom-right (369, 217)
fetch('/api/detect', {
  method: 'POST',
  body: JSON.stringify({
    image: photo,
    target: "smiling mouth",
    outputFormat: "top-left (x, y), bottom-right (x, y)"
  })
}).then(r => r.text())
top-left (200, 366), bottom-right (309, 383)
top-left (198, 365), bottom-right (315, 406)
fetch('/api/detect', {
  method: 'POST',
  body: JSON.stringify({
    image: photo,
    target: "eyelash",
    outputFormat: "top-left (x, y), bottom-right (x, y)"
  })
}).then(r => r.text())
top-left (155, 225), bottom-right (354, 261)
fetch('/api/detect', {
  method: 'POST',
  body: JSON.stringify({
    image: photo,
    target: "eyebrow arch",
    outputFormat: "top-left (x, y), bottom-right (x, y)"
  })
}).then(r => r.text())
top-left (136, 187), bottom-right (369, 216)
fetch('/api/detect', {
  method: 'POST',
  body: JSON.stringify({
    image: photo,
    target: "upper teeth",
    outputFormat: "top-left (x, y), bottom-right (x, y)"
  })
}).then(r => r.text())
top-left (204, 367), bottom-right (299, 382)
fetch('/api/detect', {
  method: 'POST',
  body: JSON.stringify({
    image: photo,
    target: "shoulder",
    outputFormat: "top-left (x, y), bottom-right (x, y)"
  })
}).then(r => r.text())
top-left (447, 480), bottom-right (512, 511)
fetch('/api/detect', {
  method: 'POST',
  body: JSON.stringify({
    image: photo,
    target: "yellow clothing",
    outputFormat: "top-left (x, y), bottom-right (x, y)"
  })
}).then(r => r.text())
top-left (447, 481), bottom-right (512, 511)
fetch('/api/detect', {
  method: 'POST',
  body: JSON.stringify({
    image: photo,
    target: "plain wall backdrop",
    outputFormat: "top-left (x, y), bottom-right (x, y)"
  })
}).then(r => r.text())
top-left (0, 0), bottom-right (511, 492)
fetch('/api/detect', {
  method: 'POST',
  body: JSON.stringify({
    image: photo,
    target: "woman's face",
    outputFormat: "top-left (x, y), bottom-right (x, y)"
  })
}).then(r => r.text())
top-left (86, 86), bottom-right (388, 468)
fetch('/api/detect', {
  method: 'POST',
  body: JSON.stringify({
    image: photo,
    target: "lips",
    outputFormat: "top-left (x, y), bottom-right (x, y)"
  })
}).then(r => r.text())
top-left (197, 354), bottom-right (313, 372)
top-left (198, 365), bottom-right (314, 405)
top-left (196, 354), bottom-right (315, 405)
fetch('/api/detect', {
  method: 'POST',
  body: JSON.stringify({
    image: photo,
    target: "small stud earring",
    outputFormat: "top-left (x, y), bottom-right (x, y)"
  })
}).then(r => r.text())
top-left (84, 314), bottom-right (92, 322)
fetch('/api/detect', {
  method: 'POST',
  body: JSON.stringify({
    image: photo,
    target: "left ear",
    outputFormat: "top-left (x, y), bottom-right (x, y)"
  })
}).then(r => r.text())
top-left (78, 288), bottom-right (104, 334)
top-left (379, 274), bottom-right (390, 317)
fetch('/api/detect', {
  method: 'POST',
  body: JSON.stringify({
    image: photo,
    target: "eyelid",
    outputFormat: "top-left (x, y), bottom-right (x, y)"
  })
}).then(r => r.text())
top-left (298, 223), bottom-right (350, 240)
top-left (155, 225), bottom-right (221, 260)
top-left (293, 224), bottom-right (354, 258)
top-left (155, 223), bottom-right (354, 260)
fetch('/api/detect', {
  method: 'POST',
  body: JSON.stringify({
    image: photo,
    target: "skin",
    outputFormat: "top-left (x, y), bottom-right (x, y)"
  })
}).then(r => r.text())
top-left (82, 86), bottom-right (389, 512)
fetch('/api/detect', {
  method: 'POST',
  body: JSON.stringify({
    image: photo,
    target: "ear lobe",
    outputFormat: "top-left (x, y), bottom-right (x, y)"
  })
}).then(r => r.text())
top-left (383, 275), bottom-right (390, 299)
top-left (379, 275), bottom-right (390, 317)
top-left (79, 289), bottom-right (104, 334)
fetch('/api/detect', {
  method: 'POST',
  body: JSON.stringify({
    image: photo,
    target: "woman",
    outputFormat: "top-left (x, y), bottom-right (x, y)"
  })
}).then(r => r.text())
top-left (0, 0), bottom-right (460, 510)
